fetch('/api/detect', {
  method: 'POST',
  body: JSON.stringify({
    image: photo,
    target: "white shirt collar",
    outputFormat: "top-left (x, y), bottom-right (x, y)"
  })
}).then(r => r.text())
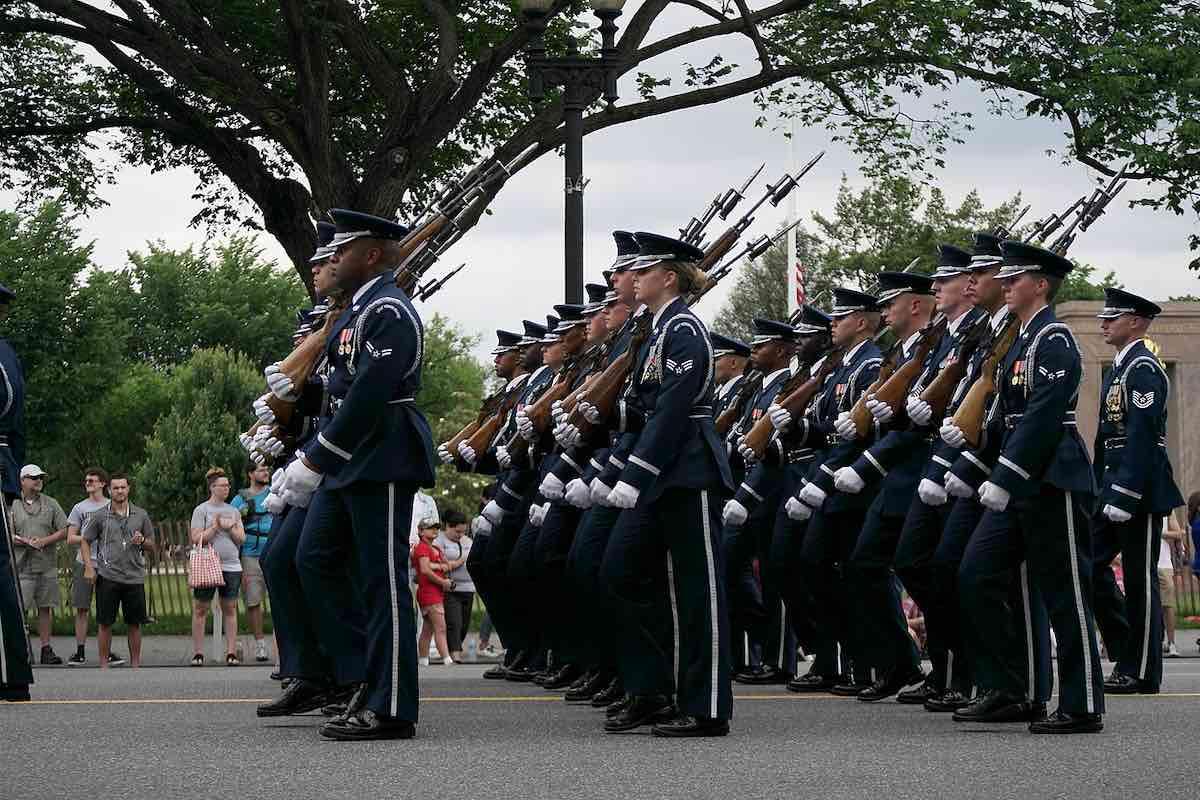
top-left (651, 297), bottom-right (684, 330)
top-left (810, 355), bottom-right (827, 374)
top-left (990, 306), bottom-right (1009, 331)
top-left (508, 373), bottom-right (530, 391)
top-left (901, 331), bottom-right (922, 359)
top-left (946, 308), bottom-right (970, 336)
top-left (718, 376), bottom-right (741, 400)
top-left (529, 364), bottom-right (549, 382)
top-left (1113, 339), bottom-right (1140, 368)
top-left (844, 338), bottom-right (867, 363)
top-left (352, 274), bottom-right (385, 305)
top-left (764, 367), bottom-right (791, 386)
top-left (1019, 304), bottom-right (1051, 336)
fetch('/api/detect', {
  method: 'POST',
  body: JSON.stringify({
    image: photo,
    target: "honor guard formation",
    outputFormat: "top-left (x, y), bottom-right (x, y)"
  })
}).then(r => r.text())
top-left (0, 157), bottom-right (1184, 742)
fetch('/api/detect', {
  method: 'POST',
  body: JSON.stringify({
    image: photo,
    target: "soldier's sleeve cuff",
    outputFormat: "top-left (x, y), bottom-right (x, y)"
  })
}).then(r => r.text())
top-left (618, 456), bottom-right (658, 494)
top-left (990, 455), bottom-right (1032, 495)
top-left (552, 453), bottom-right (582, 482)
top-left (1109, 483), bottom-right (1143, 501)
top-left (734, 481), bottom-right (763, 511)
top-left (862, 450), bottom-right (888, 478)
top-left (305, 441), bottom-right (341, 474)
top-left (811, 462), bottom-right (836, 494)
top-left (495, 481), bottom-right (526, 514)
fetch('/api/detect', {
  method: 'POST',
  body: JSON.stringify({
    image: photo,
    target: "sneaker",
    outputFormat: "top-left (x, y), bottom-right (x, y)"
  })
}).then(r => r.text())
top-left (418, 657), bottom-right (430, 667)
top-left (40, 646), bottom-right (64, 666)
top-left (254, 640), bottom-right (269, 662)
top-left (1166, 642), bottom-right (1180, 658)
top-left (443, 656), bottom-right (455, 666)
top-left (480, 645), bottom-right (501, 659)
top-left (67, 652), bottom-right (86, 666)
top-left (430, 648), bottom-right (441, 660)
top-left (107, 653), bottom-right (126, 666)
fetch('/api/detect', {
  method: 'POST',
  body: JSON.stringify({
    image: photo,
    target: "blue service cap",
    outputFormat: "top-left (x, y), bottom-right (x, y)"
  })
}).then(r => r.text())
top-left (970, 231), bottom-right (1004, 269)
top-left (552, 304), bottom-right (587, 333)
top-left (997, 240), bottom-right (1075, 280)
top-left (628, 231), bottom-right (706, 271)
top-left (932, 244), bottom-right (973, 279)
top-left (711, 333), bottom-right (751, 358)
top-left (582, 283), bottom-right (609, 315)
top-left (520, 319), bottom-right (548, 345)
top-left (541, 314), bottom-right (561, 343)
top-left (316, 221), bottom-right (336, 247)
top-left (1097, 287), bottom-right (1162, 320)
top-left (790, 303), bottom-right (833, 334)
top-left (877, 271), bottom-right (935, 305)
top-left (491, 329), bottom-right (524, 355)
top-left (611, 230), bottom-right (641, 271)
top-left (328, 208), bottom-right (410, 247)
top-left (751, 317), bottom-right (801, 345)
top-left (830, 288), bottom-right (881, 317)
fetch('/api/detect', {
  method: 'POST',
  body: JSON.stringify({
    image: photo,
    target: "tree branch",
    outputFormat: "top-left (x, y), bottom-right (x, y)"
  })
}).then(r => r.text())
top-left (419, 0), bottom-right (459, 82)
top-left (630, 0), bottom-right (812, 67)
top-left (730, 0), bottom-right (772, 70)
top-left (671, 0), bottom-right (729, 24)
top-left (323, 0), bottom-right (411, 118)
top-left (0, 115), bottom-right (181, 138)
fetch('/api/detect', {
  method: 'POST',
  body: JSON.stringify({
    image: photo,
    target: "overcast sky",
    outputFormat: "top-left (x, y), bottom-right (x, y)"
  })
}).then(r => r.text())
top-left (4, 6), bottom-right (1197, 363)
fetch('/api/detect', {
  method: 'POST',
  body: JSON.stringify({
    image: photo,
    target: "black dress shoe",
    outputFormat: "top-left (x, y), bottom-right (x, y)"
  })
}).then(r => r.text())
top-left (651, 714), bottom-right (730, 738)
top-left (605, 693), bottom-right (634, 718)
top-left (1029, 709), bottom-right (1103, 734)
top-left (897, 679), bottom-right (941, 705)
top-left (952, 690), bottom-right (1037, 723)
top-left (319, 709), bottom-right (416, 741)
top-left (1103, 672), bottom-right (1159, 694)
top-left (566, 669), bottom-right (598, 694)
top-left (543, 664), bottom-right (584, 690)
top-left (732, 665), bottom-right (766, 684)
top-left (504, 666), bottom-right (539, 683)
top-left (858, 668), bottom-right (925, 703)
top-left (269, 670), bottom-right (282, 681)
top-left (566, 671), bottom-right (611, 703)
top-left (924, 689), bottom-right (970, 713)
top-left (736, 666), bottom-right (791, 685)
top-left (0, 685), bottom-right (31, 702)
top-left (830, 680), bottom-right (870, 697)
top-left (321, 683), bottom-right (366, 719)
top-left (592, 678), bottom-right (625, 708)
top-left (786, 673), bottom-right (837, 693)
top-left (256, 679), bottom-right (335, 717)
top-left (603, 695), bottom-right (675, 733)
top-left (482, 665), bottom-right (509, 680)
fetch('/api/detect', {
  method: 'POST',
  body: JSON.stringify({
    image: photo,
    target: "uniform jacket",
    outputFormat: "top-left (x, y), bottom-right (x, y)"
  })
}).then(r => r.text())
top-left (733, 367), bottom-right (794, 512)
top-left (493, 364), bottom-right (557, 513)
top-left (978, 305), bottom-right (1096, 499)
top-left (304, 273), bottom-right (436, 489)
top-left (0, 338), bottom-right (26, 494)
top-left (1091, 339), bottom-right (1183, 515)
top-left (616, 296), bottom-right (733, 503)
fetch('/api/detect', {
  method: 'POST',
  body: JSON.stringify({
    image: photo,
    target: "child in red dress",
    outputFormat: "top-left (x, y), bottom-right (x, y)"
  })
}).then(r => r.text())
top-left (412, 518), bottom-right (454, 665)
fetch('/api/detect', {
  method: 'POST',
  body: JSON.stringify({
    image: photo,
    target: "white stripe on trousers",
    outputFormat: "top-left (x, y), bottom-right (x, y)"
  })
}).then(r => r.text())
top-left (776, 600), bottom-right (786, 671)
top-left (1019, 562), bottom-right (1034, 702)
top-left (1063, 491), bottom-right (1096, 714)
top-left (666, 553), bottom-right (680, 693)
top-left (1139, 514), bottom-right (1152, 680)
top-left (699, 490), bottom-right (720, 719)
top-left (387, 483), bottom-right (400, 717)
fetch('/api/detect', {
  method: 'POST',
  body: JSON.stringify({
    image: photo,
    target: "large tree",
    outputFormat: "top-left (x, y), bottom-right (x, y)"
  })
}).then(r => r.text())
top-left (2, 2), bottom-right (1198, 286)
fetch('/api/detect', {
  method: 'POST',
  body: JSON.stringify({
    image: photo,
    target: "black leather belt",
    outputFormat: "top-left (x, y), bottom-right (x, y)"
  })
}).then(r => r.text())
top-left (786, 448), bottom-right (815, 464)
top-left (1005, 411), bottom-right (1076, 429)
top-left (1103, 436), bottom-right (1167, 450)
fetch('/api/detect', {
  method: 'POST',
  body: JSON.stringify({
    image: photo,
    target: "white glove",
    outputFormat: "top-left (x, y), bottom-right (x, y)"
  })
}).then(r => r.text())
top-left (516, 409), bottom-right (536, 441)
top-left (736, 438), bottom-right (756, 463)
top-left (458, 441), bottom-right (477, 465)
top-left (834, 411), bottom-right (857, 441)
top-left (253, 394), bottom-right (276, 425)
top-left (471, 516), bottom-right (493, 536)
top-left (940, 421), bottom-right (966, 448)
top-left (496, 446), bottom-right (512, 469)
top-left (1103, 504), bottom-right (1132, 523)
top-left (834, 466), bottom-right (865, 494)
top-left (482, 500), bottom-right (505, 525)
top-left (865, 394), bottom-right (894, 424)
top-left (917, 478), bottom-right (948, 506)
top-left (281, 458), bottom-right (322, 507)
top-left (551, 400), bottom-right (566, 425)
top-left (264, 363), bottom-right (297, 402)
top-left (564, 478), bottom-right (593, 509)
top-left (239, 433), bottom-right (255, 452)
top-left (768, 403), bottom-right (792, 432)
top-left (249, 450), bottom-right (266, 466)
top-left (799, 482), bottom-right (827, 508)
top-left (906, 395), bottom-right (934, 427)
top-left (270, 468), bottom-right (286, 494)
top-left (785, 496), bottom-right (813, 521)
top-left (579, 401), bottom-right (601, 424)
top-left (528, 503), bottom-right (548, 527)
top-left (259, 434), bottom-right (285, 458)
top-left (607, 481), bottom-right (640, 509)
top-left (978, 481), bottom-right (1011, 512)
top-left (944, 473), bottom-right (974, 499)
top-left (539, 473), bottom-right (565, 500)
top-left (590, 478), bottom-right (613, 506)
top-left (264, 492), bottom-right (285, 514)
top-left (553, 421), bottom-right (580, 449)
top-left (722, 499), bottom-right (749, 527)
top-left (437, 443), bottom-right (455, 464)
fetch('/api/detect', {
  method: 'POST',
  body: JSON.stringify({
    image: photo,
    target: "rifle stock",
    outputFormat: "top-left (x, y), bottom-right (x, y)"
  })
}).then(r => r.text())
top-left (264, 304), bottom-right (346, 427)
top-left (951, 319), bottom-right (1019, 448)
top-left (919, 319), bottom-right (989, 418)
top-left (850, 347), bottom-right (898, 437)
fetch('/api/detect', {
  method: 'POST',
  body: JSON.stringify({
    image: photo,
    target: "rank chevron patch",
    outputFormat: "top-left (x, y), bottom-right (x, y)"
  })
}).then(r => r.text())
top-left (665, 358), bottom-right (694, 375)
top-left (1131, 390), bottom-right (1155, 409)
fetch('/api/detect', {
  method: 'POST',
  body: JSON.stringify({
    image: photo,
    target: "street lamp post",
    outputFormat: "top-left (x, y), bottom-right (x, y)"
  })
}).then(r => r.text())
top-left (518, 0), bottom-right (626, 303)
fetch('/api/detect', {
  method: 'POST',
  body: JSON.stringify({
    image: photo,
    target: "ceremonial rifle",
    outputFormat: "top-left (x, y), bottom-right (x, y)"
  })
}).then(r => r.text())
top-left (739, 332), bottom-right (833, 459)
top-left (693, 218), bottom-right (804, 305)
top-left (680, 163), bottom-right (765, 245)
top-left (1047, 165), bottom-right (1129, 255)
top-left (950, 315), bottom-right (1019, 449)
top-left (714, 366), bottom-right (764, 438)
top-left (849, 314), bottom-right (947, 438)
top-left (416, 263), bottom-right (466, 302)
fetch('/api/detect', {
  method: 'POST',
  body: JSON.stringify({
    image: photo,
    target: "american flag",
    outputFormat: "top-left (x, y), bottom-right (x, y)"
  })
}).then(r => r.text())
top-left (794, 258), bottom-right (806, 308)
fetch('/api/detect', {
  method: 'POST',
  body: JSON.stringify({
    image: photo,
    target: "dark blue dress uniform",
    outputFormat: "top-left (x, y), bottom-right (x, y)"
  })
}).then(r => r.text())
top-left (958, 242), bottom-right (1105, 724)
top-left (1089, 290), bottom-right (1182, 692)
top-left (296, 216), bottom-right (436, 727)
top-left (0, 303), bottom-right (34, 697)
top-left (599, 282), bottom-right (735, 724)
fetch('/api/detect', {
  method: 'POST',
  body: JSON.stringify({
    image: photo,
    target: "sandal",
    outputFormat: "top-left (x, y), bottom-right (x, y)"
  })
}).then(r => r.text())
top-left (226, 653), bottom-right (240, 666)
top-left (190, 654), bottom-right (204, 666)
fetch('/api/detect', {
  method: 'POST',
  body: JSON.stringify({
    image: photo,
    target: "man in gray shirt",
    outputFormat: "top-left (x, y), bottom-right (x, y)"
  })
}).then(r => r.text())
top-left (65, 467), bottom-right (113, 665)
top-left (80, 473), bottom-right (156, 668)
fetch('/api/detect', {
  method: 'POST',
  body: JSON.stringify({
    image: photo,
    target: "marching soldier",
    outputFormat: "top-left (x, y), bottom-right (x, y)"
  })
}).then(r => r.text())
top-left (598, 232), bottom-right (734, 737)
top-left (0, 283), bottom-right (33, 703)
top-left (953, 240), bottom-right (1105, 734)
top-left (278, 209), bottom-right (437, 741)
top-left (1090, 288), bottom-right (1183, 694)
top-left (712, 334), bottom-right (752, 419)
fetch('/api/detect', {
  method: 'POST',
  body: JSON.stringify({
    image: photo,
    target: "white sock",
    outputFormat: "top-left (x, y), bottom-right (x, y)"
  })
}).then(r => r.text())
top-left (443, 656), bottom-right (454, 666)
top-left (418, 657), bottom-right (430, 666)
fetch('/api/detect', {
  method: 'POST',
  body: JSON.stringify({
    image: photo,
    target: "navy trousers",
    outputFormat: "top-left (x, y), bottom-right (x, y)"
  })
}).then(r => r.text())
top-left (298, 481), bottom-right (418, 722)
top-left (959, 488), bottom-right (1102, 714)
top-left (601, 487), bottom-right (733, 720)
top-left (1092, 512), bottom-right (1164, 687)
top-left (535, 503), bottom-right (583, 664)
top-left (722, 493), bottom-right (791, 675)
top-left (895, 496), bottom-right (957, 690)
top-left (1, 503), bottom-right (33, 689)
top-left (565, 504), bottom-right (623, 672)
top-left (800, 505), bottom-right (873, 681)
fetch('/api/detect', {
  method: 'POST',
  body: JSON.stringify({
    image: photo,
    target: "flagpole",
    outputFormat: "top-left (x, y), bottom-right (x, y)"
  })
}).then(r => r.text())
top-left (786, 116), bottom-right (800, 315)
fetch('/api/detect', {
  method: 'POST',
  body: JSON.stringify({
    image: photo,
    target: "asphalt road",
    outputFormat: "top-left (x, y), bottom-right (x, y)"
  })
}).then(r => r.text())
top-left (7, 661), bottom-right (1200, 799)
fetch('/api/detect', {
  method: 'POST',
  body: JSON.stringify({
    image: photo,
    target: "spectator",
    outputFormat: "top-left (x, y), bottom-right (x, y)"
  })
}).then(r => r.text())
top-left (78, 474), bottom-right (156, 668)
top-left (412, 518), bottom-right (453, 666)
top-left (65, 467), bottom-right (117, 666)
top-left (11, 465), bottom-right (68, 664)
top-left (189, 468), bottom-right (246, 666)
top-left (231, 463), bottom-right (273, 663)
top-left (1161, 509), bottom-right (1185, 658)
top-left (408, 489), bottom-right (440, 588)
top-left (1189, 492), bottom-right (1200, 580)
top-left (434, 510), bottom-right (474, 662)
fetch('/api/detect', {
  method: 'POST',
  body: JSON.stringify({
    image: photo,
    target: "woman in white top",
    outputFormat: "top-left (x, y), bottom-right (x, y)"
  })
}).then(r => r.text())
top-left (434, 510), bottom-right (474, 662)
top-left (189, 468), bottom-right (246, 666)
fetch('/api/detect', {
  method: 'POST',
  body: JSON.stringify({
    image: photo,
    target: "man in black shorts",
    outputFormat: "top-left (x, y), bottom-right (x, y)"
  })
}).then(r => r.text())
top-left (80, 474), bottom-right (156, 668)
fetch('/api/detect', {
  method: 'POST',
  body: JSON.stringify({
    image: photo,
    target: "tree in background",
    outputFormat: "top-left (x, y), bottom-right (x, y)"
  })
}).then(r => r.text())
top-left (713, 176), bottom-right (1119, 340)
